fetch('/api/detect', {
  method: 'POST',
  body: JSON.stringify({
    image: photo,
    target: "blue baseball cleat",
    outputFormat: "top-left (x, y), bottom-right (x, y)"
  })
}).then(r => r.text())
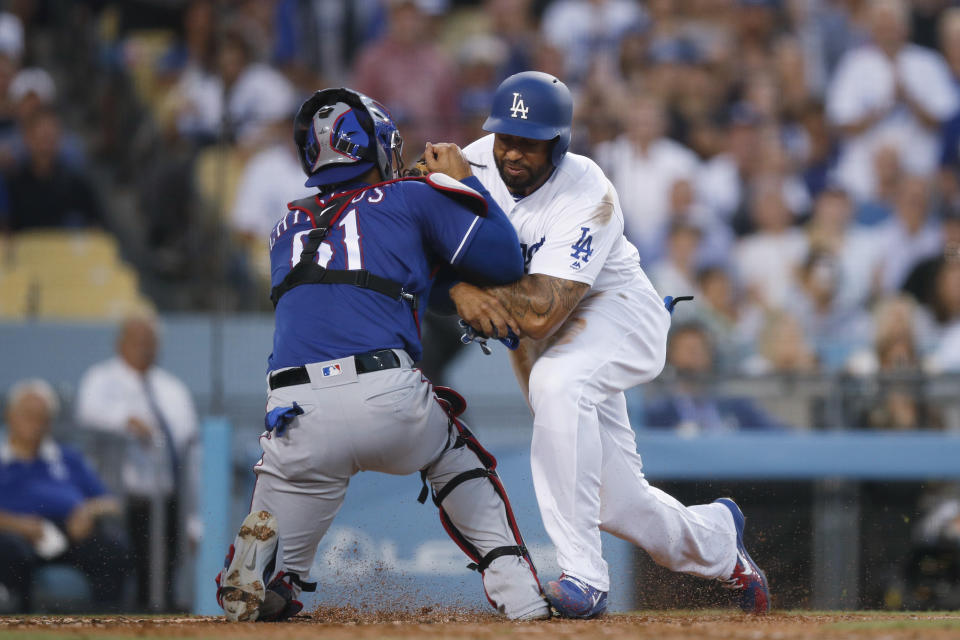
top-left (714, 498), bottom-right (771, 614)
top-left (544, 574), bottom-right (608, 619)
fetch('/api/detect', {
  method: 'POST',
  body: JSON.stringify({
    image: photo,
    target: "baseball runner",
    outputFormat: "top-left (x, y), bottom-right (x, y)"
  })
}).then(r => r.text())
top-left (441, 72), bottom-right (771, 618)
top-left (216, 88), bottom-right (549, 622)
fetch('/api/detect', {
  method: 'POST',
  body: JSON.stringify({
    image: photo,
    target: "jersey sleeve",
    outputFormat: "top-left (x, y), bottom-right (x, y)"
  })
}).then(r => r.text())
top-left (405, 181), bottom-right (485, 266)
top-left (527, 180), bottom-right (623, 286)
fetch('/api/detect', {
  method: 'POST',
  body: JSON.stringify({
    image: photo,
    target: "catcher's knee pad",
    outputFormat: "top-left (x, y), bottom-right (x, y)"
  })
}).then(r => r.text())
top-left (419, 398), bottom-right (539, 587)
top-left (433, 385), bottom-right (467, 418)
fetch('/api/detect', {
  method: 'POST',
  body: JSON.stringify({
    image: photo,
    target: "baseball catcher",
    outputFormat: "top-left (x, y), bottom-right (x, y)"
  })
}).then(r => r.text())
top-left (215, 88), bottom-right (548, 622)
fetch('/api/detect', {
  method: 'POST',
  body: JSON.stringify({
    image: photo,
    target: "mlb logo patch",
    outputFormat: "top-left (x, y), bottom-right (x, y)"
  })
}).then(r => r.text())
top-left (321, 364), bottom-right (342, 377)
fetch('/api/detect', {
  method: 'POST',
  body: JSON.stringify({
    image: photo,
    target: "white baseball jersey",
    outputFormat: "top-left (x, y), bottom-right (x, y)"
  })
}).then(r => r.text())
top-left (463, 134), bottom-right (657, 297)
top-left (463, 134), bottom-right (739, 594)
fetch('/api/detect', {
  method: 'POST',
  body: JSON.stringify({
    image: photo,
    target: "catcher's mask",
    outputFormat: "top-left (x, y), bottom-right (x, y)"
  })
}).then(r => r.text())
top-left (294, 88), bottom-right (404, 188)
top-left (482, 71), bottom-right (573, 166)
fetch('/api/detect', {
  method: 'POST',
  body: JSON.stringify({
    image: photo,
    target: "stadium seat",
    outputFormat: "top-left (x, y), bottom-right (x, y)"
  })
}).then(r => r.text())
top-left (13, 230), bottom-right (119, 268)
top-left (36, 265), bottom-right (153, 320)
top-left (0, 267), bottom-right (33, 319)
top-left (7, 231), bottom-right (156, 320)
top-left (30, 565), bottom-right (93, 614)
top-left (195, 145), bottom-right (247, 217)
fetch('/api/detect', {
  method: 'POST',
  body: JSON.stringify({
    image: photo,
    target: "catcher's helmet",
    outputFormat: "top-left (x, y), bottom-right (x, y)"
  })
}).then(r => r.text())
top-left (483, 71), bottom-right (573, 166)
top-left (294, 88), bottom-right (404, 188)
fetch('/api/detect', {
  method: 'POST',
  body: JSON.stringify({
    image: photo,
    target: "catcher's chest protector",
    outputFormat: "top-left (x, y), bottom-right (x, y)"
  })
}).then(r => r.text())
top-left (270, 188), bottom-right (418, 309)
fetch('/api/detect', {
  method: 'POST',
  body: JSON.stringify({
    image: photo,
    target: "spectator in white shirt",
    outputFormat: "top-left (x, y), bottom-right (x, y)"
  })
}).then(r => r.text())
top-left (696, 104), bottom-right (763, 226)
top-left (853, 142), bottom-right (901, 226)
top-left (733, 177), bottom-right (809, 312)
top-left (170, 26), bottom-right (295, 146)
top-left (926, 258), bottom-right (960, 372)
top-left (872, 175), bottom-right (943, 295)
top-left (74, 312), bottom-right (198, 612)
top-left (911, 213), bottom-right (960, 373)
top-left (903, 210), bottom-right (960, 319)
top-left (693, 265), bottom-right (764, 372)
top-left (826, 0), bottom-right (959, 201)
top-left (806, 185), bottom-right (883, 308)
top-left (649, 220), bottom-right (703, 324)
top-left (697, 104), bottom-right (809, 234)
top-left (230, 119), bottom-right (313, 284)
top-left (937, 8), bottom-right (960, 211)
top-left (540, 0), bottom-right (646, 84)
top-left (783, 250), bottom-right (872, 370)
top-left (596, 94), bottom-right (700, 261)
top-left (658, 178), bottom-right (734, 269)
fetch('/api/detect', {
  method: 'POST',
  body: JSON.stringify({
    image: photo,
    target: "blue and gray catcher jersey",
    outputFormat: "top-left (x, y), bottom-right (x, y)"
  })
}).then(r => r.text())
top-left (267, 175), bottom-right (519, 370)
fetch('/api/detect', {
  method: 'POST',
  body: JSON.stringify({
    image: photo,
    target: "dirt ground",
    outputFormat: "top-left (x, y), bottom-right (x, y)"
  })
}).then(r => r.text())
top-left (2, 609), bottom-right (960, 640)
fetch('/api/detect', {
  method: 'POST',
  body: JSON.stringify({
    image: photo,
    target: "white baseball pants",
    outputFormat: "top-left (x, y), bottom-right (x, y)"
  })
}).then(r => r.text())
top-left (249, 350), bottom-right (547, 620)
top-left (522, 284), bottom-right (738, 592)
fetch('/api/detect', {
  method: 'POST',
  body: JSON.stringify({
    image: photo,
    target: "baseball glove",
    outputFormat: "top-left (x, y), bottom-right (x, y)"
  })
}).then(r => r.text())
top-left (402, 156), bottom-right (431, 177)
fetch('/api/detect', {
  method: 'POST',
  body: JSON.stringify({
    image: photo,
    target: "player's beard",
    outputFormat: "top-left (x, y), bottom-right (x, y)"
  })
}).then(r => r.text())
top-left (494, 154), bottom-right (552, 195)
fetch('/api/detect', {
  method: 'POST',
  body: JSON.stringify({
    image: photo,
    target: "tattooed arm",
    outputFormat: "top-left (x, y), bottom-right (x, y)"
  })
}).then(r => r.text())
top-left (450, 274), bottom-right (590, 341)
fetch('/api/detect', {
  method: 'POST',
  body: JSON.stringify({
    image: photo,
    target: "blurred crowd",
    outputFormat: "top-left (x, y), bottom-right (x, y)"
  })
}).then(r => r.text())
top-left (0, 0), bottom-right (958, 397)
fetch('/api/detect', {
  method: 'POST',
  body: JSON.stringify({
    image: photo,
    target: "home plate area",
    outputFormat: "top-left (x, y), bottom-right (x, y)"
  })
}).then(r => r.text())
top-left (2, 610), bottom-right (960, 640)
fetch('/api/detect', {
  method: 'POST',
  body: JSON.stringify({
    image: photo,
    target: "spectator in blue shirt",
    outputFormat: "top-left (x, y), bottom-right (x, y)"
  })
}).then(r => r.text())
top-left (642, 323), bottom-right (792, 434)
top-left (0, 379), bottom-right (128, 612)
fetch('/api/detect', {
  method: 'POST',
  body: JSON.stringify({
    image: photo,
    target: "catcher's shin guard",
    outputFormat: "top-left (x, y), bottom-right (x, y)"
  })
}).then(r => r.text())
top-left (422, 389), bottom-right (547, 619)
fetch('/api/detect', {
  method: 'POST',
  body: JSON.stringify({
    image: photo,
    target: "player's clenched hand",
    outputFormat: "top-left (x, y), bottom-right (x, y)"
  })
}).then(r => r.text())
top-left (424, 142), bottom-right (473, 181)
top-left (450, 282), bottom-right (521, 339)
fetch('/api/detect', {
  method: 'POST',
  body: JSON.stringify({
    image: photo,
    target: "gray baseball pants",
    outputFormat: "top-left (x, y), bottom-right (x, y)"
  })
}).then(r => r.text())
top-left (250, 349), bottom-right (546, 620)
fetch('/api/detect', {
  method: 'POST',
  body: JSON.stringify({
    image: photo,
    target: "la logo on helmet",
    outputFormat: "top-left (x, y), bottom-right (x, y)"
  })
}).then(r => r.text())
top-left (510, 92), bottom-right (529, 119)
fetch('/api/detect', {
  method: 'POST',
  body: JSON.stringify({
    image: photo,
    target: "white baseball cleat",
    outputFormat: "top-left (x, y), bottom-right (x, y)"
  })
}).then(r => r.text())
top-left (217, 510), bottom-right (279, 622)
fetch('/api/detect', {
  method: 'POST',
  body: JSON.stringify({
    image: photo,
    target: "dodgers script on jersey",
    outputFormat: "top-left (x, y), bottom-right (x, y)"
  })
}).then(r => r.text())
top-left (267, 178), bottom-right (483, 370)
top-left (462, 134), bottom-right (657, 297)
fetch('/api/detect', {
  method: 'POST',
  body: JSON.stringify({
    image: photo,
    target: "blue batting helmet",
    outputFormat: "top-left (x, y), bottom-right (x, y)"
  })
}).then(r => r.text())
top-left (483, 71), bottom-right (573, 166)
top-left (294, 88), bottom-right (404, 189)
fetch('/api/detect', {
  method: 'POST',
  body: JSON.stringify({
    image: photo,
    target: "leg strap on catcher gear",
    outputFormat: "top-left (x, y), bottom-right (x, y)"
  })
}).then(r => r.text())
top-left (417, 386), bottom-right (470, 504)
top-left (466, 544), bottom-right (530, 573)
top-left (417, 469), bottom-right (430, 504)
top-left (428, 412), bottom-right (538, 577)
top-left (433, 385), bottom-right (467, 418)
top-left (282, 572), bottom-right (317, 593)
top-left (433, 468), bottom-right (492, 506)
top-left (258, 571), bottom-right (317, 622)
